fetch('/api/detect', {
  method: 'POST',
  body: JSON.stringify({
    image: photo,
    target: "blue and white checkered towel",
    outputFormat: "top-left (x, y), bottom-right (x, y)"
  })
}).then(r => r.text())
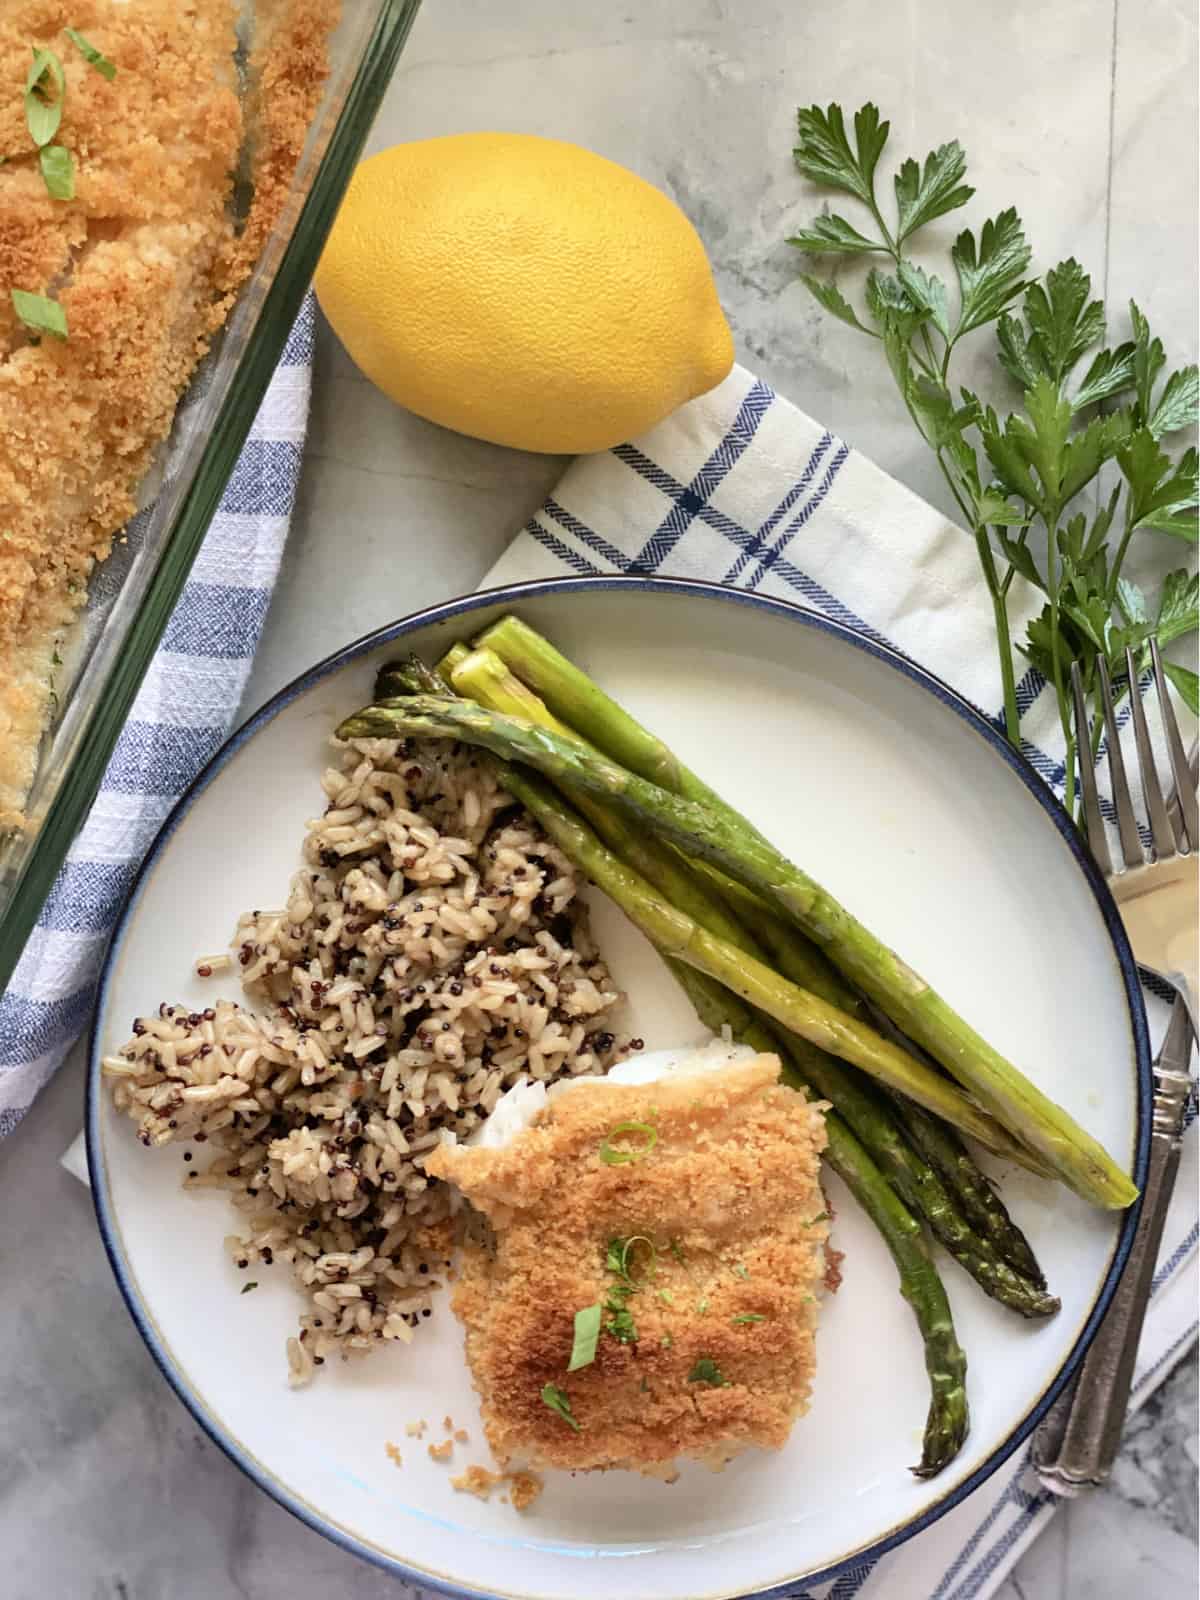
top-left (0, 296), bottom-right (315, 1137)
top-left (482, 365), bottom-right (1198, 1600)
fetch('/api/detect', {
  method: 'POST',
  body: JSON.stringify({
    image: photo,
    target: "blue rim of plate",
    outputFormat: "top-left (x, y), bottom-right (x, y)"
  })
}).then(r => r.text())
top-left (87, 574), bottom-right (1152, 1600)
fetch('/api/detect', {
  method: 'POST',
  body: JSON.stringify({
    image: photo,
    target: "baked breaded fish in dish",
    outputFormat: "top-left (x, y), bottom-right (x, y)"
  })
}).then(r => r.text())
top-left (424, 1040), bottom-right (830, 1478)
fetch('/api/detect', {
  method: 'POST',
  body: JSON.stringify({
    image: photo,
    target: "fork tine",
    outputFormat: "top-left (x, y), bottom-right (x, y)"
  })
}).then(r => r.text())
top-left (1150, 639), bottom-right (1199, 853)
top-left (1125, 648), bottom-right (1176, 859)
top-left (1096, 656), bottom-right (1144, 869)
top-left (1072, 661), bottom-right (1112, 875)
top-left (1166, 740), bottom-right (1199, 844)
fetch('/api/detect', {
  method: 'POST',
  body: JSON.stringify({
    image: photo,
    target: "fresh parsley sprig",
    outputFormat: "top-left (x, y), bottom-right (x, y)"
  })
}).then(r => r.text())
top-left (789, 103), bottom-right (1197, 814)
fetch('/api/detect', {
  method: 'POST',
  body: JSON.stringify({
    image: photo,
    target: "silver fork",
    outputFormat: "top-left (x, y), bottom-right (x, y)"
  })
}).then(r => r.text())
top-left (1074, 641), bottom-right (1197, 1030)
top-left (1033, 653), bottom-right (1197, 1494)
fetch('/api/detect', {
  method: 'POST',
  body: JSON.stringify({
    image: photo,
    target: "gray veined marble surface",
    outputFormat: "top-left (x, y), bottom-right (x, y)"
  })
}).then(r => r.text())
top-left (2, 2), bottom-right (1196, 1597)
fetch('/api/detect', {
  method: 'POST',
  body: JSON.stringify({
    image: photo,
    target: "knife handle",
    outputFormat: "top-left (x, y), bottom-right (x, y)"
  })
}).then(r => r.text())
top-left (1032, 1047), bottom-right (1191, 1492)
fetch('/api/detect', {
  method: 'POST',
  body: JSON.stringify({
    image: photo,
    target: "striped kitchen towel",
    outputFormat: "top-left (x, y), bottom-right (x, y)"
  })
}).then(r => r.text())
top-left (482, 364), bottom-right (1198, 1600)
top-left (0, 296), bottom-right (315, 1137)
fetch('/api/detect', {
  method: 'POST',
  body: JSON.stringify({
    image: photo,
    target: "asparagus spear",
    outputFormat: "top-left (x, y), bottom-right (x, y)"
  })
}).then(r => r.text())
top-left (449, 647), bottom-right (1057, 1315)
top-left (384, 651), bottom-right (971, 1473)
top-left (649, 961), bottom-right (970, 1477)
top-left (339, 692), bottom-right (1131, 1210)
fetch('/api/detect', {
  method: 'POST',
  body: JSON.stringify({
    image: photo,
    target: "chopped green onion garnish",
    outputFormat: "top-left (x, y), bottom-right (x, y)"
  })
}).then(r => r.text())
top-left (240, 1281), bottom-right (258, 1294)
top-left (618, 1234), bottom-right (657, 1283)
top-left (598, 1120), bottom-right (657, 1165)
top-left (656, 1289), bottom-right (674, 1306)
top-left (11, 288), bottom-right (67, 339)
top-left (688, 1357), bottom-right (729, 1387)
top-left (39, 143), bottom-right (73, 199)
top-left (661, 1333), bottom-right (673, 1348)
top-left (26, 48), bottom-right (65, 148)
top-left (731, 1313), bottom-right (765, 1324)
top-left (540, 1383), bottom-right (580, 1431)
top-left (732, 1263), bottom-right (749, 1280)
top-left (64, 28), bottom-right (116, 80)
top-left (696, 1298), bottom-right (709, 1315)
top-left (669, 1239), bottom-right (686, 1264)
top-left (568, 1302), bottom-right (601, 1372)
top-left (808, 1212), bottom-right (830, 1225)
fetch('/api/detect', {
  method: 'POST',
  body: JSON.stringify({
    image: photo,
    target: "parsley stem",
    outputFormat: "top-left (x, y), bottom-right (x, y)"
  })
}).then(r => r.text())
top-left (970, 524), bottom-right (1022, 749)
top-left (1042, 515), bottom-right (1077, 820)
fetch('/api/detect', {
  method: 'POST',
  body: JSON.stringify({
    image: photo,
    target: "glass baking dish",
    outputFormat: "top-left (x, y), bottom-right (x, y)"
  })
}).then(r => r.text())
top-left (0, 0), bottom-right (423, 994)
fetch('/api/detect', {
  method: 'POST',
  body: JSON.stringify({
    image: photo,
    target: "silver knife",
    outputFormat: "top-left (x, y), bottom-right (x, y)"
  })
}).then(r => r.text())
top-left (1033, 996), bottom-right (1195, 1493)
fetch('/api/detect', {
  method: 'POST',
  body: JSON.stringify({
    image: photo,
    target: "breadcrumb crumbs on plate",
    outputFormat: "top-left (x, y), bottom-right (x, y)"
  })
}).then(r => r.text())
top-left (454, 1429), bottom-right (469, 1444)
top-left (450, 1465), bottom-right (543, 1513)
top-left (385, 1442), bottom-right (402, 1468)
top-left (428, 1439), bottom-right (454, 1462)
top-left (405, 1420), bottom-right (428, 1439)
top-left (443, 1414), bottom-right (454, 1431)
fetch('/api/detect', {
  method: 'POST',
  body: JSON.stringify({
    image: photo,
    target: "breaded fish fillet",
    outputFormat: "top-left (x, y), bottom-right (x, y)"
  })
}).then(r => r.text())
top-left (425, 1053), bottom-right (830, 1476)
top-left (0, 1), bottom-right (333, 829)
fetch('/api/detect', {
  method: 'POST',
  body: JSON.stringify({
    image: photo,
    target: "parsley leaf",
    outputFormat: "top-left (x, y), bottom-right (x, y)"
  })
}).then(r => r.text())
top-left (1119, 431), bottom-right (1199, 535)
top-left (1130, 300), bottom-right (1166, 427)
top-left (240, 1281), bottom-right (258, 1295)
top-left (794, 102), bottom-right (889, 207)
top-left (1071, 342), bottom-right (1137, 411)
top-left (788, 213), bottom-right (886, 255)
top-left (1156, 570), bottom-right (1199, 646)
top-left (797, 273), bottom-right (874, 335)
top-left (687, 1358), bottom-right (729, 1387)
top-left (952, 209), bottom-right (1032, 339)
top-left (731, 1313), bottom-right (765, 1325)
top-left (1163, 662), bottom-right (1199, 715)
top-left (1020, 259), bottom-right (1105, 382)
top-left (540, 1383), bottom-right (581, 1431)
top-left (1149, 365), bottom-right (1200, 439)
top-left (896, 261), bottom-right (952, 342)
top-left (894, 141), bottom-right (973, 242)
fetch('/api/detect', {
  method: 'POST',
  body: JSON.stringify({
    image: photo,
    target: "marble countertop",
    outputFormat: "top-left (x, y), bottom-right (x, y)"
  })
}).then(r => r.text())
top-left (2, 2), bottom-right (1196, 1597)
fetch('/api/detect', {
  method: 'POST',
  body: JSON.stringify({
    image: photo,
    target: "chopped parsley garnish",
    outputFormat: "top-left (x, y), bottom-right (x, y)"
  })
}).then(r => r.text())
top-left (808, 1212), bottom-right (830, 1225)
top-left (656, 1288), bottom-right (674, 1306)
top-left (39, 142), bottom-right (73, 199)
top-left (598, 1120), bottom-right (657, 1165)
top-left (541, 1383), bottom-right (580, 1431)
top-left (605, 1299), bottom-right (638, 1344)
top-left (65, 28), bottom-right (117, 80)
top-left (11, 288), bottom-right (67, 340)
top-left (661, 1333), bottom-right (673, 1348)
top-left (240, 1281), bottom-right (259, 1295)
top-left (568, 1302), bottom-right (601, 1372)
top-left (688, 1358), bottom-right (730, 1387)
top-left (668, 1239), bottom-right (686, 1265)
top-left (26, 49), bottom-right (65, 148)
top-left (731, 1313), bottom-right (765, 1325)
top-left (696, 1298), bottom-right (709, 1316)
top-left (599, 1234), bottom-right (658, 1345)
top-left (732, 1263), bottom-right (749, 1280)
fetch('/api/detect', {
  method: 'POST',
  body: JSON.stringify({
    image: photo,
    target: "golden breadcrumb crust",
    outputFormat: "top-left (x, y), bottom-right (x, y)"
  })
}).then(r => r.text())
top-left (425, 1056), bottom-right (830, 1477)
top-left (0, 0), bottom-right (334, 829)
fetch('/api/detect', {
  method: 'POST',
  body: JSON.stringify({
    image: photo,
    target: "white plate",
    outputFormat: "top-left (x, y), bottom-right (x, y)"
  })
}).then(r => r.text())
top-left (88, 577), bottom-right (1149, 1600)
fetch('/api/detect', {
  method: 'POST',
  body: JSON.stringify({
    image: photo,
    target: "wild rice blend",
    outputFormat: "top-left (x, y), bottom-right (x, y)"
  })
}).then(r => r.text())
top-left (105, 735), bottom-right (626, 1382)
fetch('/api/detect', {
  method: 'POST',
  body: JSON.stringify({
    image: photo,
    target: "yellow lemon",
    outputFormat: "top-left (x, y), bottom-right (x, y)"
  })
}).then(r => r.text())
top-left (314, 132), bottom-right (734, 454)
